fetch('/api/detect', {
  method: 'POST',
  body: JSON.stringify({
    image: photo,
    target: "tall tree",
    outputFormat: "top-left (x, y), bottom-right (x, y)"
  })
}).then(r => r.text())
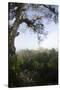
top-left (8, 3), bottom-right (58, 54)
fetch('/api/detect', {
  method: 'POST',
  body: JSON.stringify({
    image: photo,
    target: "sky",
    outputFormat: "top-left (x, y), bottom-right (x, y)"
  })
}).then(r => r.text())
top-left (14, 20), bottom-right (58, 51)
top-left (13, 5), bottom-right (58, 52)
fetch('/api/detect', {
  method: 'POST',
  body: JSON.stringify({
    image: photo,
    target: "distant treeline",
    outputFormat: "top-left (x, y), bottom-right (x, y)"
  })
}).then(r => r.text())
top-left (9, 48), bottom-right (58, 87)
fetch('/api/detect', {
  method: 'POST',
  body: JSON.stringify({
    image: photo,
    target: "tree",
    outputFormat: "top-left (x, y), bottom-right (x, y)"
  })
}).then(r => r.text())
top-left (8, 3), bottom-right (58, 54)
top-left (8, 3), bottom-right (58, 87)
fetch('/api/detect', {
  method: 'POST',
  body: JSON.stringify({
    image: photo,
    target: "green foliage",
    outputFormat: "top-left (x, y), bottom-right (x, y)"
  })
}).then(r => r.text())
top-left (9, 48), bottom-right (58, 87)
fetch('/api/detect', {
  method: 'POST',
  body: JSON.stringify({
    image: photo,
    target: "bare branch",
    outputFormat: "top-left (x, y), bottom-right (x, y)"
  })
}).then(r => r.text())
top-left (43, 5), bottom-right (57, 14)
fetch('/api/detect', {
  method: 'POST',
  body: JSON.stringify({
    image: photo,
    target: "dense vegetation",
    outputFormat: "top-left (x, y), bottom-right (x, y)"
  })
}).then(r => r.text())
top-left (9, 48), bottom-right (58, 87)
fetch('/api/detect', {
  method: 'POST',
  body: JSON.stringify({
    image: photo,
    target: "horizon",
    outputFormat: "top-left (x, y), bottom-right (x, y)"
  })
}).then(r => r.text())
top-left (16, 47), bottom-right (58, 53)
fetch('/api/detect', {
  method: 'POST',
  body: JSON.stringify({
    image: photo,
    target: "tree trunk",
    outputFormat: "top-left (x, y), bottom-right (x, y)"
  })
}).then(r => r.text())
top-left (8, 15), bottom-right (21, 87)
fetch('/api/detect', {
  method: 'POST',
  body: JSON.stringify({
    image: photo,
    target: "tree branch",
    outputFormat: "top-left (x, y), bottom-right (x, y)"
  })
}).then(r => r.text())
top-left (43, 5), bottom-right (56, 14)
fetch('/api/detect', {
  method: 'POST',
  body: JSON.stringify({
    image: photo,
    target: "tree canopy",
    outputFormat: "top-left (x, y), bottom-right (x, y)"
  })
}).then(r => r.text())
top-left (8, 3), bottom-right (58, 54)
top-left (8, 3), bottom-right (58, 44)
